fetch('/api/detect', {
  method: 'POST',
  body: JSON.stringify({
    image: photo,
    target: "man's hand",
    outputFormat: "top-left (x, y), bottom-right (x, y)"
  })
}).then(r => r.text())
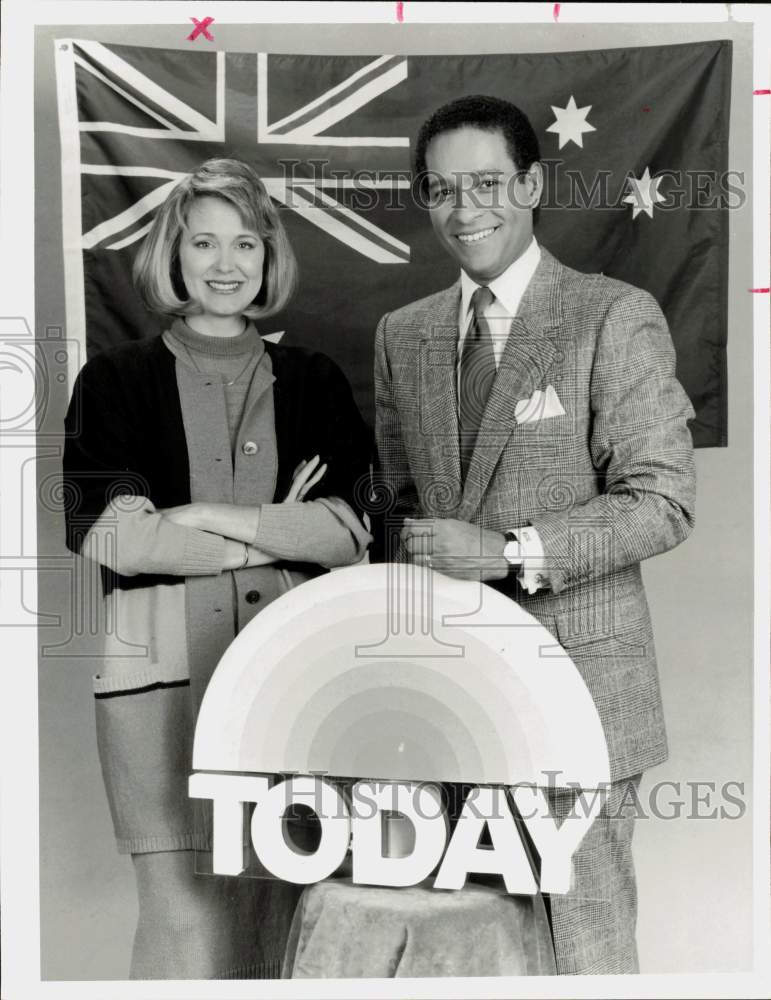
top-left (400, 517), bottom-right (509, 581)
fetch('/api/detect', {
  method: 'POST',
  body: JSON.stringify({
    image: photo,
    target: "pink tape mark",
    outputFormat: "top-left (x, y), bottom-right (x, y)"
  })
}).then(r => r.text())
top-left (753, 89), bottom-right (771, 95)
top-left (188, 16), bottom-right (214, 42)
top-left (396, 1), bottom-right (404, 22)
top-left (749, 288), bottom-right (770, 293)
top-left (642, 106), bottom-right (652, 112)
top-left (553, 3), bottom-right (561, 21)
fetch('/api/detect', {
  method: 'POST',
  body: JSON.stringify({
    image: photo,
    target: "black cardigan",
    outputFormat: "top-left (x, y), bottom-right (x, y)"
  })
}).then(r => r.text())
top-left (62, 334), bottom-right (374, 593)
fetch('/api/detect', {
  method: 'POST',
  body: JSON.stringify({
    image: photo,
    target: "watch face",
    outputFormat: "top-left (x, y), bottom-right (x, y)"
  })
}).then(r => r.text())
top-left (503, 541), bottom-right (520, 566)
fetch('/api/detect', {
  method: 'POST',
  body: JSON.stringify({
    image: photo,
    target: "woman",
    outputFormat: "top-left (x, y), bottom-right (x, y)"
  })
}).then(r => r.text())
top-left (62, 158), bottom-right (373, 979)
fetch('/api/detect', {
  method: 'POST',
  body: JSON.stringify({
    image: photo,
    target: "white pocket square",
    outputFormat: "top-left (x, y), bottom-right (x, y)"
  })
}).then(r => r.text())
top-left (515, 384), bottom-right (566, 424)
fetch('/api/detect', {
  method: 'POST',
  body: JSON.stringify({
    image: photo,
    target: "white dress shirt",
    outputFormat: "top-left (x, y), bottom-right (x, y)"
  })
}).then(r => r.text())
top-left (458, 236), bottom-right (542, 366)
top-left (457, 237), bottom-right (548, 594)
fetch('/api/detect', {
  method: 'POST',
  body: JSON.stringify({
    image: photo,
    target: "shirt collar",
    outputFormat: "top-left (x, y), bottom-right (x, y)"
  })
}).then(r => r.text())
top-left (459, 237), bottom-right (541, 325)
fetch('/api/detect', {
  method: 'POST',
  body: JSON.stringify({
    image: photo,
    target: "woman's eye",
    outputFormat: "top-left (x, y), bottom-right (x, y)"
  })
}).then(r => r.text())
top-left (480, 177), bottom-right (499, 189)
top-left (238, 241), bottom-right (257, 250)
top-left (194, 240), bottom-right (213, 249)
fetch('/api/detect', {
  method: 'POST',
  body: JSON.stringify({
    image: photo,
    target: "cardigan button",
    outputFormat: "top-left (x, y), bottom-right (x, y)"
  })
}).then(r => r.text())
top-left (242, 440), bottom-right (259, 455)
top-left (245, 590), bottom-right (261, 604)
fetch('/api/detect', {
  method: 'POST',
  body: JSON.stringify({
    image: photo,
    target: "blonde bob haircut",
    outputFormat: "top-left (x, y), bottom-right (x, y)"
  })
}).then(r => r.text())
top-left (133, 158), bottom-right (297, 320)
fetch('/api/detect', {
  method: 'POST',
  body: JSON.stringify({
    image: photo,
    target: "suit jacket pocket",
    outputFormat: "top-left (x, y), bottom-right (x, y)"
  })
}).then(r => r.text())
top-left (554, 608), bottom-right (655, 663)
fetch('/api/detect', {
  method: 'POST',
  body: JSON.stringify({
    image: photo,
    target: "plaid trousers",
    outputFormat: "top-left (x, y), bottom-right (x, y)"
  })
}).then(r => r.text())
top-left (547, 773), bottom-right (643, 975)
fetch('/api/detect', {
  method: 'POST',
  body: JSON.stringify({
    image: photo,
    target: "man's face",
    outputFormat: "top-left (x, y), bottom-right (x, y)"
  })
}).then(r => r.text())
top-left (424, 126), bottom-right (542, 284)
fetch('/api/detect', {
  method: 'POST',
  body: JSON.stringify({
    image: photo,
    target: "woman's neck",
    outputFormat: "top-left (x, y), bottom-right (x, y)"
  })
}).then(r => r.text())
top-left (169, 316), bottom-right (259, 357)
top-left (184, 313), bottom-right (247, 339)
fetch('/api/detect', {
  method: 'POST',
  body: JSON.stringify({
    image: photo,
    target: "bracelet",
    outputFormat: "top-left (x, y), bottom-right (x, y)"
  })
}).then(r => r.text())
top-left (239, 542), bottom-right (249, 569)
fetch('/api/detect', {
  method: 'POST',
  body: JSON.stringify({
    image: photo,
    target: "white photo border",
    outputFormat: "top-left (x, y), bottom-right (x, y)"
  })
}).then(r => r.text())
top-left (2, 2), bottom-right (769, 998)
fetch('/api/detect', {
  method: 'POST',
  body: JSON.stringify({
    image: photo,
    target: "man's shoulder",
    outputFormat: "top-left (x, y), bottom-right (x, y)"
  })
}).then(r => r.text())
top-left (541, 251), bottom-right (671, 353)
top-left (380, 283), bottom-right (459, 330)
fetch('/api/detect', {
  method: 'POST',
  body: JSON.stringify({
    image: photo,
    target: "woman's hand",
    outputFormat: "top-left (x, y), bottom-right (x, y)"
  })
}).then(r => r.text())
top-left (160, 502), bottom-right (259, 543)
top-left (161, 503), bottom-right (206, 529)
top-left (285, 455), bottom-right (328, 502)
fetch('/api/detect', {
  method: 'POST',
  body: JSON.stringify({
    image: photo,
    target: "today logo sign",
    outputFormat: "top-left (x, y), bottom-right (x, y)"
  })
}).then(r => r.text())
top-left (189, 773), bottom-right (604, 894)
top-left (190, 565), bottom-right (612, 895)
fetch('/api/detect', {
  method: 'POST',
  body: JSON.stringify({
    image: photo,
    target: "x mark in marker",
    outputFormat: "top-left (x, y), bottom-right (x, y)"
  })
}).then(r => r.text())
top-left (188, 17), bottom-right (214, 42)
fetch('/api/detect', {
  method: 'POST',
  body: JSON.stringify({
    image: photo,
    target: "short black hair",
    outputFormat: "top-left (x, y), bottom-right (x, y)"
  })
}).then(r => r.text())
top-left (414, 95), bottom-right (541, 182)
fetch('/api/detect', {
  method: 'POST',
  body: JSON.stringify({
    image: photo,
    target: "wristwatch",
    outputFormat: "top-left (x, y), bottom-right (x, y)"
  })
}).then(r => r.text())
top-left (502, 530), bottom-right (523, 569)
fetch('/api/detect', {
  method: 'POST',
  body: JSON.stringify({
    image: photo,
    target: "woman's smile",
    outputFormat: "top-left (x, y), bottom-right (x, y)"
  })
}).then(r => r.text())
top-left (206, 279), bottom-right (244, 293)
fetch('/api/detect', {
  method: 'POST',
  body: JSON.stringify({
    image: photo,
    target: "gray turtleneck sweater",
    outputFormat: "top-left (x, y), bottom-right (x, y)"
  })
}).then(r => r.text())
top-left (163, 317), bottom-right (265, 455)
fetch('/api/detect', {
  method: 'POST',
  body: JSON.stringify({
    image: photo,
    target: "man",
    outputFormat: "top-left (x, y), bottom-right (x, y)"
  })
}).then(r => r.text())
top-left (373, 95), bottom-right (696, 974)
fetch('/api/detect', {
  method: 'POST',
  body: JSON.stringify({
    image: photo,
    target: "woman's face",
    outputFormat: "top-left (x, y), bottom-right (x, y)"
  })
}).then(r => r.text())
top-left (178, 196), bottom-right (266, 320)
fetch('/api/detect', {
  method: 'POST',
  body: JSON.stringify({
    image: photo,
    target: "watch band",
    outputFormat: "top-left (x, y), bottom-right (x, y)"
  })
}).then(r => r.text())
top-left (502, 530), bottom-right (523, 569)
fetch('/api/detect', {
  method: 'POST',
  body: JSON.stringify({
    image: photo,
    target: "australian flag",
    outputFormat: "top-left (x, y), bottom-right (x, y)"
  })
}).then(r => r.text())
top-left (56, 38), bottom-right (731, 446)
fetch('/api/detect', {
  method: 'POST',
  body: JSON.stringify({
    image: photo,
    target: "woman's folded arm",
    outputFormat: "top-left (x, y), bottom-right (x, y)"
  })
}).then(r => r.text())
top-left (161, 497), bottom-right (371, 569)
top-left (80, 495), bottom-right (227, 577)
top-left (253, 497), bottom-right (372, 568)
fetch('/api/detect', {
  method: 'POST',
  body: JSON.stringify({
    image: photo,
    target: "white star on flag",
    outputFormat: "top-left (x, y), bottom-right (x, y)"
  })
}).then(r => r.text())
top-left (623, 167), bottom-right (666, 219)
top-left (546, 95), bottom-right (596, 149)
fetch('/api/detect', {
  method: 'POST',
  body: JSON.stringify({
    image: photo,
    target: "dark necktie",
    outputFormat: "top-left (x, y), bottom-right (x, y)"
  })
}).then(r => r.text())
top-left (459, 285), bottom-right (497, 480)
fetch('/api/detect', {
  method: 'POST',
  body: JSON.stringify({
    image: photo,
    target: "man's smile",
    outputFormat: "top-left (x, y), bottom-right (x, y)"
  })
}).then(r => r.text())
top-left (455, 226), bottom-right (501, 246)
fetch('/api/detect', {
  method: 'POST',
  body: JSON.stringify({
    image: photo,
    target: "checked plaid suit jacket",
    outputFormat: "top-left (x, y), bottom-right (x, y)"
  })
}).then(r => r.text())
top-left (373, 246), bottom-right (696, 782)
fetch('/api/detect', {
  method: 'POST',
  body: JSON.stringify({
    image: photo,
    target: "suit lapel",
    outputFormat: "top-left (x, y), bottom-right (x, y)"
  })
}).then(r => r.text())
top-left (458, 248), bottom-right (564, 521)
top-left (418, 282), bottom-right (463, 502)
